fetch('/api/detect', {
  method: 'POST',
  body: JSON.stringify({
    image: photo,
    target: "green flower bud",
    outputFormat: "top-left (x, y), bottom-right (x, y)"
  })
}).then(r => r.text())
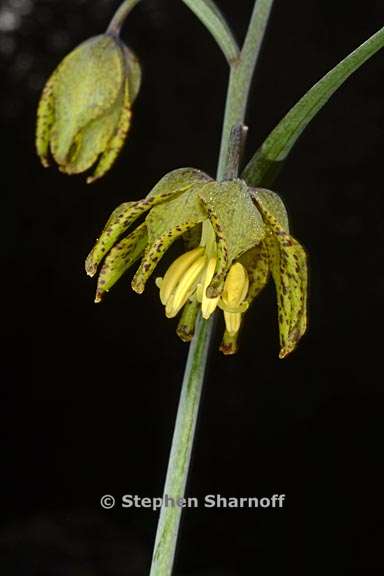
top-left (36, 34), bottom-right (141, 183)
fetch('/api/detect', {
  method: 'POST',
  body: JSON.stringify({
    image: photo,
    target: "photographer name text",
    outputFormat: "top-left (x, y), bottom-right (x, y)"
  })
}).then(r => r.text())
top-left (100, 494), bottom-right (286, 510)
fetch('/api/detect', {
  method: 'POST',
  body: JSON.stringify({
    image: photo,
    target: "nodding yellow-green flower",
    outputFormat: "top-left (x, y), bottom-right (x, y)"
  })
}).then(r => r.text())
top-left (85, 167), bottom-right (308, 358)
top-left (156, 247), bottom-right (250, 336)
top-left (36, 34), bottom-right (141, 183)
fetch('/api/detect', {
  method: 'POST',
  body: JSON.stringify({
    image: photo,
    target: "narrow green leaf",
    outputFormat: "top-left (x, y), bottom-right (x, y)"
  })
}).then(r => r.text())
top-left (243, 25), bottom-right (384, 186)
top-left (181, 0), bottom-right (240, 64)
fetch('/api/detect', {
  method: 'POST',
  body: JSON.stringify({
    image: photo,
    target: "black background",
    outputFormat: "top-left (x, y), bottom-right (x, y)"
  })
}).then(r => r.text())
top-left (2, 0), bottom-right (384, 574)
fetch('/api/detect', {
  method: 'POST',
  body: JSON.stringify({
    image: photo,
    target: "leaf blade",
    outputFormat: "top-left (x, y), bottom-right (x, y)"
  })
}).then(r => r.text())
top-left (243, 25), bottom-right (384, 186)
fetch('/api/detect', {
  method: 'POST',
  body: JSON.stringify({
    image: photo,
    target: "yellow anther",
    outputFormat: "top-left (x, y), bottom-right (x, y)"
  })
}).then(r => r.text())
top-left (156, 247), bottom-right (204, 306)
top-left (221, 262), bottom-right (249, 309)
top-left (199, 257), bottom-right (220, 319)
top-left (220, 262), bottom-right (249, 335)
top-left (163, 254), bottom-right (207, 318)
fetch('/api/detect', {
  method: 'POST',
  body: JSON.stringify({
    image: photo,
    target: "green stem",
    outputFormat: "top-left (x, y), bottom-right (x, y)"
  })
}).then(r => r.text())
top-left (181, 0), bottom-right (240, 64)
top-left (217, 0), bottom-right (275, 178)
top-left (149, 3), bottom-right (275, 575)
top-left (106, 0), bottom-right (141, 36)
top-left (149, 315), bottom-right (214, 575)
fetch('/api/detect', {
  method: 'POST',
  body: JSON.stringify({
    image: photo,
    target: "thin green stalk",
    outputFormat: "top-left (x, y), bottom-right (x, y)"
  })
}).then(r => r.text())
top-left (181, 0), bottom-right (240, 64)
top-left (149, 2), bottom-right (274, 575)
top-left (217, 0), bottom-right (275, 178)
top-left (107, 0), bottom-right (141, 36)
top-left (149, 315), bottom-right (214, 575)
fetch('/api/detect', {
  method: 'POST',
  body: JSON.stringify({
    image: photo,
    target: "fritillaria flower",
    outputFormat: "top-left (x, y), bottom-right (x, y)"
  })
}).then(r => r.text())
top-left (36, 34), bottom-right (141, 183)
top-left (85, 168), bottom-right (307, 357)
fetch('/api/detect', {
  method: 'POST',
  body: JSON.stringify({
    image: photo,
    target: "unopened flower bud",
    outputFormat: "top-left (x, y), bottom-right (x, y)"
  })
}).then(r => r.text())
top-left (36, 33), bottom-right (141, 183)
